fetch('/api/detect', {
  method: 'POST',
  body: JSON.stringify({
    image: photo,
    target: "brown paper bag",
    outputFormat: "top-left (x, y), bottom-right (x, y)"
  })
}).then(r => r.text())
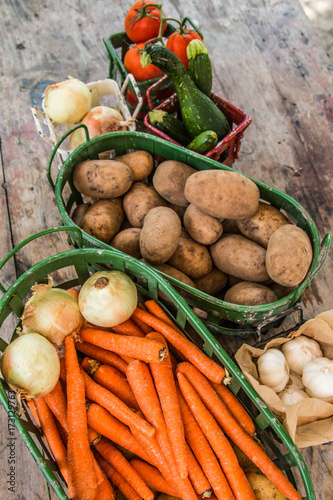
top-left (235, 310), bottom-right (333, 448)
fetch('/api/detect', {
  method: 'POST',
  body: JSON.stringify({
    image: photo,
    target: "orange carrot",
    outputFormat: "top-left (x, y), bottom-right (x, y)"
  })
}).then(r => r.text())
top-left (87, 403), bottom-right (151, 463)
top-left (131, 308), bottom-right (225, 383)
top-left (177, 372), bottom-right (255, 500)
top-left (81, 366), bottom-right (154, 438)
top-left (94, 437), bottom-right (154, 500)
top-left (65, 335), bottom-right (98, 500)
top-left (147, 331), bottom-right (188, 480)
top-left (212, 381), bottom-right (256, 436)
top-left (27, 399), bottom-right (41, 427)
top-left (130, 459), bottom-right (180, 497)
top-left (177, 362), bottom-right (302, 500)
top-left (131, 315), bottom-right (153, 334)
top-left (95, 472), bottom-right (115, 500)
top-left (111, 318), bottom-right (145, 337)
top-left (186, 443), bottom-right (212, 498)
top-left (44, 380), bottom-right (69, 433)
top-left (80, 327), bottom-right (168, 363)
top-left (82, 357), bottom-right (139, 410)
top-left (68, 288), bottom-right (80, 298)
top-left (76, 341), bottom-right (128, 375)
top-left (145, 300), bottom-right (184, 335)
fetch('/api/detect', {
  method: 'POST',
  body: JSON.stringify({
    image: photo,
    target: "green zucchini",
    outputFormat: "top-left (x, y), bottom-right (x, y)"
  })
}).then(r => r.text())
top-left (141, 45), bottom-right (230, 140)
top-left (187, 40), bottom-right (212, 97)
top-left (186, 130), bottom-right (218, 154)
top-left (148, 110), bottom-right (192, 146)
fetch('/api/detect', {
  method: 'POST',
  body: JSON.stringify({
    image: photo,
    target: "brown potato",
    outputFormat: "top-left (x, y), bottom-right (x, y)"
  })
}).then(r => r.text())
top-left (184, 170), bottom-right (260, 219)
top-left (184, 204), bottom-right (223, 245)
top-left (246, 471), bottom-right (287, 499)
top-left (153, 160), bottom-right (197, 206)
top-left (110, 228), bottom-right (141, 259)
top-left (193, 267), bottom-right (228, 295)
top-left (266, 225), bottom-right (313, 286)
top-left (224, 282), bottom-right (278, 305)
top-left (167, 230), bottom-right (213, 279)
top-left (222, 219), bottom-right (242, 235)
top-left (71, 203), bottom-right (91, 226)
top-left (167, 202), bottom-right (186, 222)
top-left (269, 282), bottom-right (296, 300)
top-left (140, 207), bottom-right (182, 265)
top-left (114, 150), bottom-right (154, 181)
top-left (79, 198), bottom-right (124, 243)
top-left (123, 182), bottom-right (167, 228)
top-left (236, 202), bottom-right (291, 248)
top-left (73, 159), bottom-right (133, 198)
top-left (210, 234), bottom-right (270, 282)
top-left (149, 263), bottom-right (197, 289)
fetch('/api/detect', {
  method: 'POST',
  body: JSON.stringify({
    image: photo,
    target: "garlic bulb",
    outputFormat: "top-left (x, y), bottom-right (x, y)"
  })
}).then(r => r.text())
top-left (279, 387), bottom-right (310, 407)
top-left (302, 357), bottom-right (333, 400)
top-left (281, 336), bottom-right (322, 375)
top-left (257, 349), bottom-right (290, 392)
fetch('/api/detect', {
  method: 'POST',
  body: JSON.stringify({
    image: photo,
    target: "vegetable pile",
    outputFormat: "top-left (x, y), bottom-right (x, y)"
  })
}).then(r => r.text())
top-left (0, 270), bottom-right (302, 500)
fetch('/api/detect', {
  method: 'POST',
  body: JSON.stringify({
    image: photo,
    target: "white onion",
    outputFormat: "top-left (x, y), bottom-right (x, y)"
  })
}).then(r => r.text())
top-left (0, 333), bottom-right (60, 400)
top-left (78, 270), bottom-right (138, 327)
top-left (44, 78), bottom-right (91, 124)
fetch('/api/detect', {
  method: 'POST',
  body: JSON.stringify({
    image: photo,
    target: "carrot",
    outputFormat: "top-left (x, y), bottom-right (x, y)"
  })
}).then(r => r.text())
top-left (212, 381), bottom-right (256, 436)
top-left (147, 331), bottom-right (188, 480)
top-left (131, 308), bottom-right (225, 383)
top-left (75, 341), bottom-right (128, 375)
top-left (82, 357), bottom-right (139, 410)
top-left (186, 443), bottom-right (212, 498)
top-left (145, 300), bottom-right (185, 335)
top-left (27, 399), bottom-right (41, 427)
top-left (177, 362), bottom-right (302, 500)
top-left (111, 318), bottom-right (145, 337)
top-left (95, 472), bottom-right (115, 500)
top-left (44, 379), bottom-right (69, 433)
top-left (177, 372), bottom-right (255, 500)
top-left (130, 459), bottom-right (180, 497)
top-left (65, 335), bottom-right (98, 500)
top-left (80, 327), bottom-right (168, 363)
top-left (131, 315), bottom-right (153, 334)
top-left (87, 403), bottom-right (151, 463)
top-left (94, 437), bottom-right (154, 500)
top-left (68, 288), bottom-right (80, 298)
top-left (81, 366), bottom-right (154, 438)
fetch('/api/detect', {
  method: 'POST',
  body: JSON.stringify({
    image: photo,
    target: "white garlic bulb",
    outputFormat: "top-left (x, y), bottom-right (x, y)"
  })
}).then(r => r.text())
top-left (302, 357), bottom-right (333, 400)
top-left (279, 387), bottom-right (310, 407)
top-left (257, 349), bottom-right (290, 392)
top-left (281, 336), bottom-right (322, 375)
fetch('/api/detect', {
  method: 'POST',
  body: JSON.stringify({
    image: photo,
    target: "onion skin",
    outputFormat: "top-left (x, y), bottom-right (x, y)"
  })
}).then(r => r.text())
top-left (43, 78), bottom-right (91, 124)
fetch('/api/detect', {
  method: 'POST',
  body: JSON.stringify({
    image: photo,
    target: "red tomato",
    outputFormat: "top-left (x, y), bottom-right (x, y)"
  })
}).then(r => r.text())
top-left (125, 0), bottom-right (167, 43)
top-left (166, 29), bottom-right (203, 69)
top-left (124, 43), bottom-right (164, 81)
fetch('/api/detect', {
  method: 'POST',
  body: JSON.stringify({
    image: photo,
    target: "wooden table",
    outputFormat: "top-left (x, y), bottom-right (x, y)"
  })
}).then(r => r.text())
top-left (0, 0), bottom-right (332, 498)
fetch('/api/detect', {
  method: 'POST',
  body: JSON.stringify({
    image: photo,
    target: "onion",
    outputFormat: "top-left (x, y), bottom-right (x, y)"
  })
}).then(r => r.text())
top-left (43, 77), bottom-right (91, 124)
top-left (0, 333), bottom-right (60, 402)
top-left (21, 277), bottom-right (83, 348)
top-left (78, 270), bottom-right (138, 327)
top-left (69, 106), bottom-right (134, 150)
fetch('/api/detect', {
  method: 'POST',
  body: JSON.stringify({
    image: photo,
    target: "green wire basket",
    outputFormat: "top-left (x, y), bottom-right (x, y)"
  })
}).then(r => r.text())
top-left (0, 228), bottom-right (315, 499)
top-left (48, 130), bottom-right (331, 339)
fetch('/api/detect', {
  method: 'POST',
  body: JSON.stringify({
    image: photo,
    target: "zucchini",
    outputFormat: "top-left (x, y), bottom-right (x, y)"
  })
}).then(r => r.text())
top-left (187, 40), bottom-right (212, 97)
top-left (141, 45), bottom-right (230, 140)
top-left (186, 130), bottom-right (218, 154)
top-left (148, 110), bottom-right (192, 146)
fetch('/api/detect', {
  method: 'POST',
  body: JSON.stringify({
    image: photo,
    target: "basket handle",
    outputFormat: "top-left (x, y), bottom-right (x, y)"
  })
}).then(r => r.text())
top-left (255, 305), bottom-right (304, 343)
top-left (181, 17), bottom-right (203, 39)
top-left (121, 73), bottom-right (144, 120)
top-left (0, 227), bottom-right (83, 296)
top-left (47, 124), bottom-right (90, 191)
top-left (147, 74), bottom-right (169, 111)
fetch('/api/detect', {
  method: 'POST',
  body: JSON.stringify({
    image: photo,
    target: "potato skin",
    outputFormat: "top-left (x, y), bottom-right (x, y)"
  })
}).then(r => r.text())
top-left (114, 150), bottom-right (154, 181)
top-left (73, 159), bottom-right (133, 198)
top-left (236, 202), bottom-right (291, 248)
top-left (246, 471), bottom-right (287, 499)
top-left (79, 198), bottom-right (124, 243)
top-left (150, 263), bottom-right (197, 289)
top-left (224, 282), bottom-right (278, 305)
top-left (153, 160), bottom-right (196, 206)
top-left (266, 225), bottom-right (313, 286)
top-left (140, 207), bottom-right (181, 265)
top-left (210, 234), bottom-right (270, 282)
top-left (184, 204), bottom-right (223, 245)
top-left (71, 203), bottom-right (91, 226)
top-left (167, 231), bottom-right (213, 279)
top-left (110, 228), bottom-right (141, 259)
top-left (193, 267), bottom-right (228, 295)
top-left (123, 182), bottom-right (167, 228)
top-left (184, 170), bottom-right (260, 219)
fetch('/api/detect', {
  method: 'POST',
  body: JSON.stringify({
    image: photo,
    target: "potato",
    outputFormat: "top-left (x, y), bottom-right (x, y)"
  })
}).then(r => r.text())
top-left (150, 262), bottom-right (197, 289)
top-left (110, 228), bottom-right (141, 259)
top-left (114, 150), bottom-right (154, 181)
top-left (210, 234), bottom-right (270, 282)
top-left (246, 471), bottom-right (287, 499)
top-left (193, 267), bottom-right (228, 295)
top-left (123, 182), bottom-right (167, 228)
top-left (167, 230), bottom-right (213, 279)
top-left (184, 170), bottom-right (260, 219)
top-left (236, 202), bottom-right (291, 248)
top-left (153, 160), bottom-right (197, 206)
top-left (73, 159), bottom-right (133, 198)
top-left (222, 219), bottom-right (242, 235)
top-left (266, 225), bottom-right (313, 286)
top-left (184, 204), bottom-right (223, 245)
top-left (167, 202), bottom-right (186, 222)
top-left (79, 198), bottom-right (124, 243)
top-left (224, 281), bottom-right (278, 305)
top-left (71, 203), bottom-right (91, 226)
top-left (140, 207), bottom-right (182, 265)
top-left (269, 282), bottom-right (296, 300)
